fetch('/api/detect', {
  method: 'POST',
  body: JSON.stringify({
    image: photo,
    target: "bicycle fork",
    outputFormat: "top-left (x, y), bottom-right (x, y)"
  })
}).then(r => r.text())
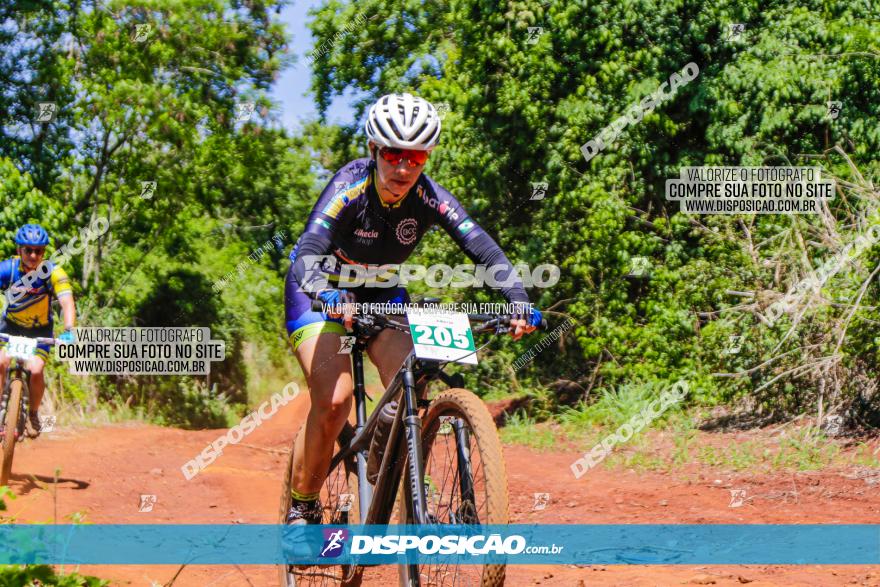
top-left (453, 419), bottom-right (478, 524)
top-left (402, 354), bottom-right (429, 524)
top-left (399, 354), bottom-right (428, 587)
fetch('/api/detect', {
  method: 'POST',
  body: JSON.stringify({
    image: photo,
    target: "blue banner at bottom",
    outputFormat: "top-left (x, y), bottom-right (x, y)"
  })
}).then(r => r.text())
top-left (0, 525), bottom-right (877, 565)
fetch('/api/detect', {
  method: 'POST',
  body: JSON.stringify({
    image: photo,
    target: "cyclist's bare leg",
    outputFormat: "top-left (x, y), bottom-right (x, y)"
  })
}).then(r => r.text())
top-left (367, 327), bottom-right (414, 388)
top-left (26, 356), bottom-right (46, 412)
top-left (290, 331), bottom-right (354, 496)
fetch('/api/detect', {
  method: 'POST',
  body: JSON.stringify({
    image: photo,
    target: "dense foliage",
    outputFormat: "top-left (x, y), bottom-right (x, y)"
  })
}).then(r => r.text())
top-left (0, 0), bottom-right (310, 425)
top-left (307, 0), bottom-right (880, 424)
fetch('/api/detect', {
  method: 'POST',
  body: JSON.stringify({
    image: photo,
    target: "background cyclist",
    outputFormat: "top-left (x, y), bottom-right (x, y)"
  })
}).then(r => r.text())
top-left (284, 93), bottom-right (542, 524)
top-left (0, 224), bottom-right (76, 437)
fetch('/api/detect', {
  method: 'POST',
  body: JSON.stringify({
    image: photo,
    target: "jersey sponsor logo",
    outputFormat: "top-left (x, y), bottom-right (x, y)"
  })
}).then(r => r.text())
top-left (457, 219), bottom-right (475, 235)
top-left (354, 228), bottom-right (379, 240)
top-left (395, 218), bottom-right (418, 245)
top-left (322, 177), bottom-right (369, 219)
top-left (420, 191), bottom-right (460, 222)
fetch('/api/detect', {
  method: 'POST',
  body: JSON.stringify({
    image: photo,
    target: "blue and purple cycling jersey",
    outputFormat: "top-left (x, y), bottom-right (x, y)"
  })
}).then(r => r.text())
top-left (285, 157), bottom-right (530, 349)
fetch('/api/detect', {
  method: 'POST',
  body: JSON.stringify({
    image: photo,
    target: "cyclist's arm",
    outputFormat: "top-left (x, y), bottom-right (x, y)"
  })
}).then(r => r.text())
top-left (431, 188), bottom-right (530, 305)
top-left (0, 258), bottom-right (12, 292)
top-left (0, 259), bottom-right (14, 312)
top-left (288, 228), bottom-right (334, 297)
top-left (288, 166), bottom-right (358, 298)
top-left (50, 265), bottom-right (76, 330)
top-left (58, 295), bottom-right (76, 330)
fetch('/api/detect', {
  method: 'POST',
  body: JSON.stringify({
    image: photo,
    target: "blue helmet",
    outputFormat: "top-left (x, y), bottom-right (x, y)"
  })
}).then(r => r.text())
top-left (14, 224), bottom-right (50, 246)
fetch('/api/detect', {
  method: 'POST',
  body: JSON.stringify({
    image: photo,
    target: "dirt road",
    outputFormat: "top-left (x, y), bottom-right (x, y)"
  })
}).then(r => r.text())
top-left (5, 392), bottom-right (880, 586)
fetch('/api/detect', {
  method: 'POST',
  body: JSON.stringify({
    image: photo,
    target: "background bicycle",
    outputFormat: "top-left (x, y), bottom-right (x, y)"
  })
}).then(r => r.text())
top-left (0, 333), bottom-right (59, 485)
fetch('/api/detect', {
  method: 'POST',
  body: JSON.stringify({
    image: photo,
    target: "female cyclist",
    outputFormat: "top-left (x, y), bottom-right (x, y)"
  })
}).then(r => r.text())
top-left (284, 93), bottom-right (542, 523)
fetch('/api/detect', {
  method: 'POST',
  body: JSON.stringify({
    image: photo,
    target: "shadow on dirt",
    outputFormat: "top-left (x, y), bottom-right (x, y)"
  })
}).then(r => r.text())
top-left (697, 411), bottom-right (781, 432)
top-left (9, 473), bottom-right (89, 496)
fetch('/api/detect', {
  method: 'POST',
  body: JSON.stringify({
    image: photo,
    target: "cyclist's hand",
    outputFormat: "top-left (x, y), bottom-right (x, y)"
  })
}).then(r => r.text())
top-left (509, 304), bottom-right (542, 340)
top-left (319, 289), bottom-right (356, 328)
top-left (58, 329), bottom-right (75, 344)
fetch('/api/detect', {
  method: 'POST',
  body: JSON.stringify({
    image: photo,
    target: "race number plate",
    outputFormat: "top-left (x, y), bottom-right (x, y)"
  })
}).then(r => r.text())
top-left (7, 335), bottom-right (37, 360)
top-left (406, 309), bottom-right (477, 365)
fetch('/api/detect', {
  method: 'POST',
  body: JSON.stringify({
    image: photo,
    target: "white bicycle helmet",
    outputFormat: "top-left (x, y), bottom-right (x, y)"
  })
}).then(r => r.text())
top-left (365, 93), bottom-right (441, 150)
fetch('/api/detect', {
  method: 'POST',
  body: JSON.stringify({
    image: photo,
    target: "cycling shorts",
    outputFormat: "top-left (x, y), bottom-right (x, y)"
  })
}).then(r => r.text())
top-left (284, 278), bottom-right (410, 352)
top-left (0, 319), bottom-right (53, 361)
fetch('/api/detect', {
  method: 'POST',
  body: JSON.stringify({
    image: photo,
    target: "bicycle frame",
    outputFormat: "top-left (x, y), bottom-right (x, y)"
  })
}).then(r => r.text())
top-left (0, 334), bottom-right (59, 440)
top-left (329, 337), bottom-right (461, 526)
top-left (286, 307), bottom-right (536, 586)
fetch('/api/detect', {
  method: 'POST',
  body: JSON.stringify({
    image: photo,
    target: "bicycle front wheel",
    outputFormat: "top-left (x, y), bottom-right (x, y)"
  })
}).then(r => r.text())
top-left (278, 431), bottom-right (363, 587)
top-left (401, 387), bottom-right (509, 587)
top-left (0, 378), bottom-right (25, 485)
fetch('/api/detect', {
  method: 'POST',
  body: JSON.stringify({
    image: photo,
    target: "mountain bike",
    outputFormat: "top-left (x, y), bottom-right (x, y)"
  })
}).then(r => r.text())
top-left (0, 333), bottom-right (59, 485)
top-left (279, 304), bottom-right (544, 587)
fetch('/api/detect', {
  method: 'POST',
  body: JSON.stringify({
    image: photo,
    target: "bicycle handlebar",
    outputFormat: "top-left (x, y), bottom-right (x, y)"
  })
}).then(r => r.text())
top-left (309, 299), bottom-right (548, 331)
top-left (0, 333), bottom-right (61, 346)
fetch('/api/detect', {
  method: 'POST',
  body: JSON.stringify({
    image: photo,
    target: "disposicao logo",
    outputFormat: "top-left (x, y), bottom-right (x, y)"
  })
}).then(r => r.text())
top-left (350, 534), bottom-right (527, 555)
top-left (319, 528), bottom-right (349, 558)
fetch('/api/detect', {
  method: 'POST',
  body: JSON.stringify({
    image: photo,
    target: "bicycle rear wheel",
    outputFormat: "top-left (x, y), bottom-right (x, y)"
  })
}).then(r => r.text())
top-left (400, 388), bottom-right (509, 587)
top-left (0, 379), bottom-right (25, 485)
top-left (278, 430), bottom-right (363, 587)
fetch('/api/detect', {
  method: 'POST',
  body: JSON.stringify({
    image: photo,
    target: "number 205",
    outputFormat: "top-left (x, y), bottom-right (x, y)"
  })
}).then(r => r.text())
top-left (413, 325), bottom-right (469, 348)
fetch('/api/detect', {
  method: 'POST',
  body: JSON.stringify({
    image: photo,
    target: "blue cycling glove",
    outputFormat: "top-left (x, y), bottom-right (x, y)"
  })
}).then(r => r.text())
top-left (318, 289), bottom-right (351, 312)
top-left (527, 307), bottom-right (543, 328)
top-left (510, 303), bottom-right (542, 328)
top-left (58, 329), bottom-right (75, 343)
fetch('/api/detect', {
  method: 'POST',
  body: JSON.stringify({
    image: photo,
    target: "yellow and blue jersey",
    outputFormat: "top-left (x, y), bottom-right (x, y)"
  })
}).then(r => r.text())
top-left (0, 257), bottom-right (72, 328)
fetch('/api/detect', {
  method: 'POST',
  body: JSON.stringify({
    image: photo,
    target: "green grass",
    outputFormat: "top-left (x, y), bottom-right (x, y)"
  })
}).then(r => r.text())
top-left (602, 426), bottom-right (875, 474)
top-left (851, 442), bottom-right (880, 468)
top-left (695, 441), bottom-right (761, 469)
top-left (771, 427), bottom-right (841, 470)
top-left (682, 426), bottom-right (873, 472)
top-left (498, 411), bottom-right (558, 450)
top-left (0, 565), bottom-right (108, 586)
top-left (480, 386), bottom-right (522, 404)
top-left (498, 388), bottom-right (880, 475)
top-left (616, 448), bottom-right (668, 472)
top-left (557, 380), bottom-right (683, 437)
